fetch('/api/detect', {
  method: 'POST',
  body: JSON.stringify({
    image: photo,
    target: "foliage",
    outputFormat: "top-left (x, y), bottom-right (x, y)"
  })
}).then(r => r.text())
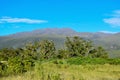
top-left (0, 48), bottom-right (19, 61)
top-left (65, 36), bottom-right (108, 58)
top-left (7, 57), bottom-right (25, 74)
top-left (0, 36), bottom-right (113, 77)
top-left (39, 40), bottom-right (56, 59)
top-left (0, 61), bottom-right (7, 76)
top-left (57, 49), bottom-right (69, 59)
top-left (67, 57), bottom-right (120, 65)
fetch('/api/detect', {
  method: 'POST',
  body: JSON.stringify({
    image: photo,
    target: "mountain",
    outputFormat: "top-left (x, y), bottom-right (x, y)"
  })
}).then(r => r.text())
top-left (0, 28), bottom-right (120, 58)
top-left (8, 28), bottom-right (78, 37)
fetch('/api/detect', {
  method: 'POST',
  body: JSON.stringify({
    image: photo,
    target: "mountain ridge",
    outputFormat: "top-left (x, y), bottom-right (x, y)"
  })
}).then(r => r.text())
top-left (0, 28), bottom-right (120, 58)
top-left (1, 28), bottom-right (115, 38)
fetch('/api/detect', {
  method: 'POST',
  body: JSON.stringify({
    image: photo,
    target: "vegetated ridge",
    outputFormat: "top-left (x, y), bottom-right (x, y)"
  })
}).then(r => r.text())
top-left (0, 28), bottom-right (120, 58)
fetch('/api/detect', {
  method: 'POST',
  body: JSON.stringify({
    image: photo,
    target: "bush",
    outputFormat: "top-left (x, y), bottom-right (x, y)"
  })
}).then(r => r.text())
top-left (0, 62), bottom-right (7, 77)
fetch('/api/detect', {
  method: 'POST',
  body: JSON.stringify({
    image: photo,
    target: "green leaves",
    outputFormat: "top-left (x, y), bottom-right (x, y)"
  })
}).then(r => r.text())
top-left (65, 36), bottom-right (108, 58)
top-left (0, 36), bottom-right (109, 77)
top-left (38, 40), bottom-right (56, 59)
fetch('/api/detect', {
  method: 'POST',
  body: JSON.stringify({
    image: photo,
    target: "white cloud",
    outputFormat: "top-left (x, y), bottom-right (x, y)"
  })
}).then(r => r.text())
top-left (103, 10), bottom-right (120, 27)
top-left (104, 18), bottom-right (120, 27)
top-left (0, 17), bottom-right (48, 24)
top-left (99, 31), bottom-right (118, 34)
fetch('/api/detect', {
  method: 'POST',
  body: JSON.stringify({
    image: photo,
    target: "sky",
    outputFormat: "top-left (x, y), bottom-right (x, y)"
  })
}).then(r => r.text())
top-left (0, 0), bottom-right (120, 36)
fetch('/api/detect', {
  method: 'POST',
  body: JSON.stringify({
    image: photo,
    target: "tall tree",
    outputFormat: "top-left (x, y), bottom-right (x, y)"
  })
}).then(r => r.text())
top-left (65, 36), bottom-right (108, 58)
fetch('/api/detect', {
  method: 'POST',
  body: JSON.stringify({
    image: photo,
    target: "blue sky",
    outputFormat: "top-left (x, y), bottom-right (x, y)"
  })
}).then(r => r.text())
top-left (0, 0), bottom-right (120, 36)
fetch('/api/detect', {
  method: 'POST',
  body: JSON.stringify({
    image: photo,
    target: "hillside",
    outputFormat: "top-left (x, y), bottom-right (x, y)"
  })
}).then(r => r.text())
top-left (0, 28), bottom-right (120, 58)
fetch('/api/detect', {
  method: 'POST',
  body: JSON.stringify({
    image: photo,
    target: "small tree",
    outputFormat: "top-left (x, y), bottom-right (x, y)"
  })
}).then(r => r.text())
top-left (39, 40), bottom-right (56, 59)
top-left (24, 42), bottom-right (37, 60)
top-left (95, 46), bottom-right (108, 58)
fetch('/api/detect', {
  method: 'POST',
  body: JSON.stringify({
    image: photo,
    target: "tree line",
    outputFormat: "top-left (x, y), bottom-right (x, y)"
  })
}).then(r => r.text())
top-left (0, 36), bottom-right (108, 76)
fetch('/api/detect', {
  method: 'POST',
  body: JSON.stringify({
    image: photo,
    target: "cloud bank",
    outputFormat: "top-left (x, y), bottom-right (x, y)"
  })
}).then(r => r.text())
top-left (103, 10), bottom-right (120, 27)
top-left (99, 31), bottom-right (118, 34)
top-left (0, 17), bottom-right (48, 24)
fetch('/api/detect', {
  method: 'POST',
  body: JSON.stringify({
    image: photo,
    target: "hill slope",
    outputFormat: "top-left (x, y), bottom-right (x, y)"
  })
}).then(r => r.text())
top-left (0, 28), bottom-right (120, 58)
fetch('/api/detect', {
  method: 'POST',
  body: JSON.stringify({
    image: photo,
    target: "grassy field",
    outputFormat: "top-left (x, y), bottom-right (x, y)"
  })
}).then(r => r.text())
top-left (1, 61), bottom-right (120, 80)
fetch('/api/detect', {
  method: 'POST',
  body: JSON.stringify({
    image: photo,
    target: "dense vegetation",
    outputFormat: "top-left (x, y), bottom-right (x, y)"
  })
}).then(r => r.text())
top-left (0, 36), bottom-right (120, 79)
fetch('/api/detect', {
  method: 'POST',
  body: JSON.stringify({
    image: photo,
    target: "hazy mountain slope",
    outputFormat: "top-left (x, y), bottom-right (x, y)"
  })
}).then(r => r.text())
top-left (0, 28), bottom-right (120, 58)
top-left (93, 33), bottom-right (120, 50)
top-left (0, 35), bottom-right (66, 49)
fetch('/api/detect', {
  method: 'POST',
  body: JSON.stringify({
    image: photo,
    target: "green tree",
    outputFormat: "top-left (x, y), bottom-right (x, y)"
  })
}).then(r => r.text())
top-left (39, 40), bottom-right (56, 59)
top-left (65, 36), bottom-right (108, 58)
top-left (95, 46), bottom-right (108, 58)
top-left (65, 36), bottom-right (93, 57)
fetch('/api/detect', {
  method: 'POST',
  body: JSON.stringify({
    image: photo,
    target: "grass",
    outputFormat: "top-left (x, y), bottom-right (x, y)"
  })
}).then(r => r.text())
top-left (1, 60), bottom-right (120, 80)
